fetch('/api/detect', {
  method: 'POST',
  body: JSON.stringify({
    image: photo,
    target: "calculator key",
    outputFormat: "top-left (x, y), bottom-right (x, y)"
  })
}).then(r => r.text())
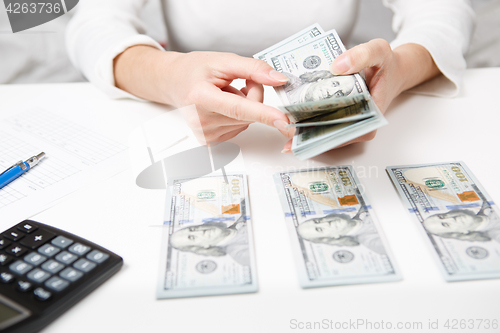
top-left (24, 252), bottom-right (47, 266)
top-left (38, 244), bottom-right (61, 257)
top-left (87, 250), bottom-right (109, 264)
top-left (6, 245), bottom-right (28, 257)
top-left (17, 280), bottom-right (33, 292)
top-left (45, 276), bottom-right (69, 292)
top-left (73, 259), bottom-right (96, 273)
top-left (27, 268), bottom-right (51, 283)
top-left (20, 229), bottom-right (56, 249)
top-left (0, 253), bottom-right (14, 266)
top-left (51, 236), bottom-right (73, 249)
top-left (9, 260), bottom-right (33, 275)
top-left (17, 222), bottom-right (38, 234)
top-left (69, 243), bottom-right (91, 256)
top-left (55, 251), bottom-right (78, 265)
top-left (33, 287), bottom-right (52, 301)
top-left (60, 267), bottom-right (83, 282)
top-left (41, 260), bottom-right (65, 274)
top-left (0, 271), bottom-right (15, 283)
top-left (3, 228), bottom-right (24, 241)
top-left (0, 237), bottom-right (11, 250)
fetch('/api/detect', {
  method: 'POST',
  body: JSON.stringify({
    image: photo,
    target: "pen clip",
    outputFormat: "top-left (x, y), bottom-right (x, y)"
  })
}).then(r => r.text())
top-left (0, 161), bottom-right (24, 177)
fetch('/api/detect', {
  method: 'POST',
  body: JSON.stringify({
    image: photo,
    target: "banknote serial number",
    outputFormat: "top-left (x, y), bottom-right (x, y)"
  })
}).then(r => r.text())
top-left (443, 319), bottom-right (498, 330)
top-left (5, 2), bottom-right (63, 14)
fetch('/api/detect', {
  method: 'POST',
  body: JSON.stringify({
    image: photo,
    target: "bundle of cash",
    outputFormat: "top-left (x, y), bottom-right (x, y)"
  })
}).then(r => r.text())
top-left (254, 24), bottom-right (387, 160)
top-left (156, 173), bottom-right (257, 298)
top-left (273, 166), bottom-right (401, 288)
top-left (387, 162), bottom-right (500, 281)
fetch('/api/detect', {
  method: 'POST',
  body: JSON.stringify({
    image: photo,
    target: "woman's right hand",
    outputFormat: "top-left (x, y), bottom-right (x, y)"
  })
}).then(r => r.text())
top-left (114, 46), bottom-right (295, 143)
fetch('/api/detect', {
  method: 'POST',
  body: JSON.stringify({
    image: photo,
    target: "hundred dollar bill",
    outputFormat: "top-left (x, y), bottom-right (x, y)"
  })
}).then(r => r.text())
top-left (156, 173), bottom-right (257, 298)
top-left (269, 30), bottom-right (370, 111)
top-left (274, 167), bottom-right (401, 288)
top-left (253, 23), bottom-right (324, 62)
top-left (256, 26), bottom-right (387, 159)
top-left (387, 162), bottom-right (500, 281)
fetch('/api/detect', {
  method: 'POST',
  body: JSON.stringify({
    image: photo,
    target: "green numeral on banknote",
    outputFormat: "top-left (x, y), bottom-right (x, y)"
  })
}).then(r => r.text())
top-left (309, 182), bottom-right (328, 192)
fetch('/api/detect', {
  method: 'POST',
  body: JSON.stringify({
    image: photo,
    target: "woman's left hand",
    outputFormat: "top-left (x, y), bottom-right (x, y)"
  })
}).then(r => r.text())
top-left (281, 39), bottom-right (439, 153)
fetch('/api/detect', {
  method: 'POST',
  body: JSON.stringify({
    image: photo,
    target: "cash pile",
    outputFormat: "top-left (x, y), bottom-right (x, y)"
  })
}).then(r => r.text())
top-left (254, 24), bottom-right (387, 160)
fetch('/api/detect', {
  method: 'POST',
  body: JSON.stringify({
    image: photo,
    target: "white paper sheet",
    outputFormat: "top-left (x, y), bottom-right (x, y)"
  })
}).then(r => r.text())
top-left (0, 107), bottom-right (127, 230)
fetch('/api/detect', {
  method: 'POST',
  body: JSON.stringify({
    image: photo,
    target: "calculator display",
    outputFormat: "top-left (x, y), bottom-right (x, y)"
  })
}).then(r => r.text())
top-left (0, 302), bottom-right (21, 322)
top-left (0, 298), bottom-right (27, 330)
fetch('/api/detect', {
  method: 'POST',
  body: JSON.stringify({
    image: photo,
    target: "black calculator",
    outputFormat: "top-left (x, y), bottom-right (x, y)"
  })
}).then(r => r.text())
top-left (0, 220), bottom-right (123, 333)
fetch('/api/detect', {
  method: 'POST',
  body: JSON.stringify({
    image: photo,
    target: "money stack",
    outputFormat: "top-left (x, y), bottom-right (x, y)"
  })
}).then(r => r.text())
top-left (254, 24), bottom-right (387, 160)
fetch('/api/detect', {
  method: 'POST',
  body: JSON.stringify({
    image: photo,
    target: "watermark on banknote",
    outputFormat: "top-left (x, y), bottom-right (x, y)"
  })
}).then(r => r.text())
top-left (3, 0), bottom-right (79, 33)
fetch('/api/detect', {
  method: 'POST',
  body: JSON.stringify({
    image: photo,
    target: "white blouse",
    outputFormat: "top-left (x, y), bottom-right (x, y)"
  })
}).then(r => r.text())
top-left (66, 0), bottom-right (475, 100)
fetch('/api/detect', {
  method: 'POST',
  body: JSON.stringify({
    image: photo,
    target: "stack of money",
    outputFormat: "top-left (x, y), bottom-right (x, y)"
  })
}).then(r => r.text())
top-left (254, 24), bottom-right (387, 160)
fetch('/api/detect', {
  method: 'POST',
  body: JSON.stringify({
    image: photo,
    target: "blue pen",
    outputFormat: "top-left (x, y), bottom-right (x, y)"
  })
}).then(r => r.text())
top-left (0, 152), bottom-right (46, 189)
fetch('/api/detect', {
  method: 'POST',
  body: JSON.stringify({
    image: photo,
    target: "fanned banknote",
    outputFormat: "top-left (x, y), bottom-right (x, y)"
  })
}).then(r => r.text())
top-left (156, 173), bottom-right (257, 298)
top-left (387, 162), bottom-right (500, 281)
top-left (255, 25), bottom-right (387, 160)
top-left (273, 167), bottom-right (401, 288)
top-left (254, 23), bottom-right (324, 62)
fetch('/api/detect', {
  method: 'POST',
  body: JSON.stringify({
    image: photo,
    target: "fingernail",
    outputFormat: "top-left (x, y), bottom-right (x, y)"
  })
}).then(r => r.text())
top-left (274, 119), bottom-right (288, 131)
top-left (331, 55), bottom-right (351, 74)
top-left (269, 70), bottom-right (289, 82)
top-left (281, 148), bottom-right (291, 154)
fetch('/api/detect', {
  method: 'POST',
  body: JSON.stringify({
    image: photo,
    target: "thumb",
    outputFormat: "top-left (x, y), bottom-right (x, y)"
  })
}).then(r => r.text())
top-left (281, 138), bottom-right (293, 153)
top-left (330, 39), bottom-right (392, 75)
top-left (220, 53), bottom-right (289, 86)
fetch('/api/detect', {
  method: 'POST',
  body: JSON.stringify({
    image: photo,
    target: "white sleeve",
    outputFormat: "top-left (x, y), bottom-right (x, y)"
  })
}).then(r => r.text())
top-left (383, 0), bottom-right (475, 97)
top-left (65, 0), bottom-right (164, 100)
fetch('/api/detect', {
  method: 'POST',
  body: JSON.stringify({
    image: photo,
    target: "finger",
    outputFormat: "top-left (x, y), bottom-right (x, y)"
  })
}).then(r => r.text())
top-left (274, 120), bottom-right (296, 139)
top-left (222, 85), bottom-right (246, 97)
top-left (197, 122), bottom-right (251, 144)
top-left (241, 80), bottom-right (264, 102)
top-left (184, 106), bottom-right (250, 132)
top-left (330, 39), bottom-right (392, 75)
top-left (200, 83), bottom-right (291, 132)
top-left (212, 125), bottom-right (250, 143)
top-left (281, 139), bottom-right (293, 153)
top-left (216, 53), bottom-right (289, 86)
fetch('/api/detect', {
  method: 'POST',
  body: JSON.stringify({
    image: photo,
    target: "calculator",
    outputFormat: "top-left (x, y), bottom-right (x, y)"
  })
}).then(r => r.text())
top-left (0, 220), bottom-right (123, 333)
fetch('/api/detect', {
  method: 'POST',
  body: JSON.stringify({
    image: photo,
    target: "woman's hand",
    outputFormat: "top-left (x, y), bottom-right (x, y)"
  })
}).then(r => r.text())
top-left (282, 39), bottom-right (440, 153)
top-left (114, 46), bottom-right (295, 143)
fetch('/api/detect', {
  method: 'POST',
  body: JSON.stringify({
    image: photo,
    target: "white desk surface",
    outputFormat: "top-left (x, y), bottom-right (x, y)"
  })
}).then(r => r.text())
top-left (1, 68), bottom-right (500, 333)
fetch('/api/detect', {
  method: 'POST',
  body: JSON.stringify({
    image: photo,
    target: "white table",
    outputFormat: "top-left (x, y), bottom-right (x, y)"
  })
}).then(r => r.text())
top-left (1, 68), bottom-right (500, 333)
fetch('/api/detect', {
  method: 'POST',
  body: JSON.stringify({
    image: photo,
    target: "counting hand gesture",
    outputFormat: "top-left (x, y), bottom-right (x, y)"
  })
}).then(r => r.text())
top-left (114, 46), bottom-right (295, 143)
top-left (281, 39), bottom-right (440, 152)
